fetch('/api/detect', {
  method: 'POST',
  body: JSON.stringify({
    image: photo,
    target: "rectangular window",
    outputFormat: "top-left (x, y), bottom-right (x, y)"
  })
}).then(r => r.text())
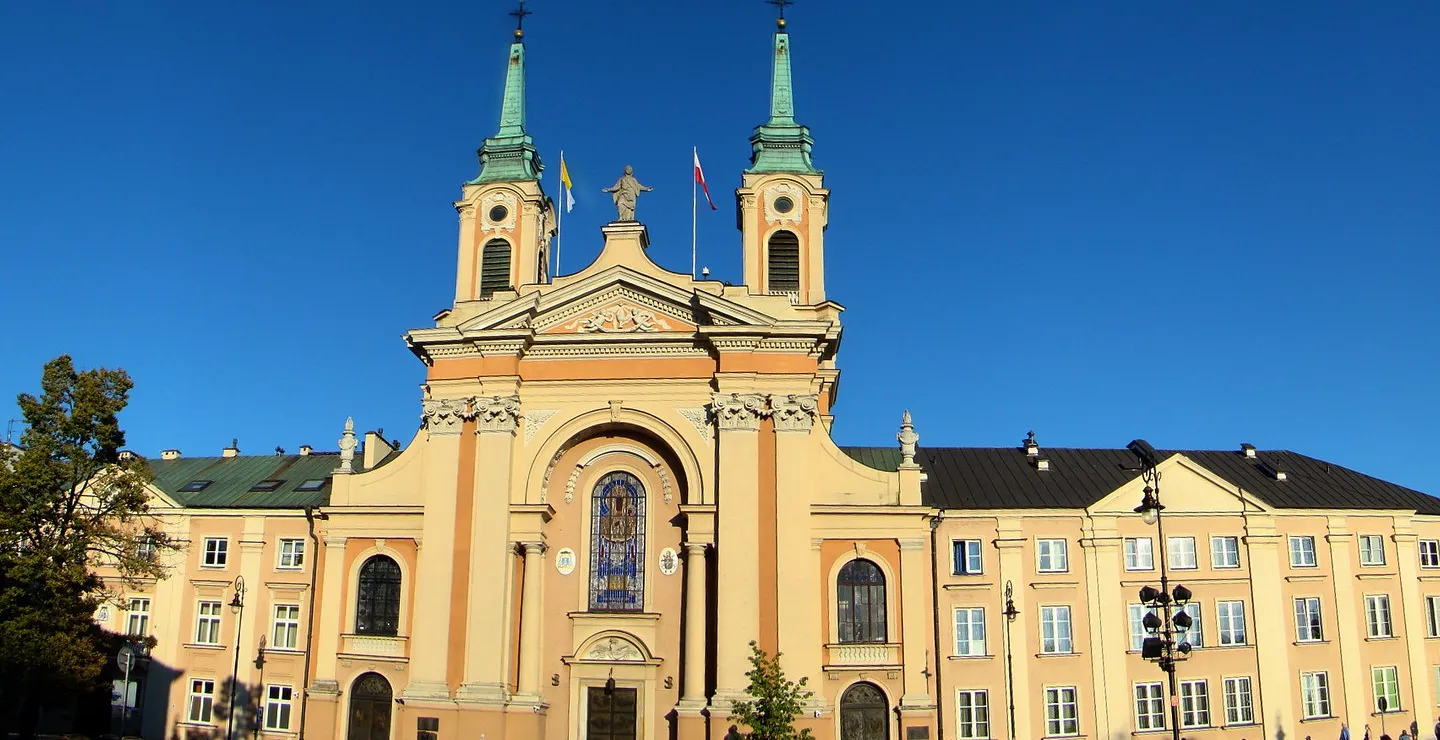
top-left (1044, 686), bottom-right (1079, 737)
top-left (953, 540), bottom-right (983, 575)
top-left (1366, 595), bottom-right (1394, 638)
top-left (202, 537), bottom-right (228, 568)
top-left (1373, 666), bottom-right (1400, 713)
top-left (1421, 540), bottom-right (1440, 569)
top-left (1040, 606), bottom-right (1073, 654)
top-left (125, 597), bottom-right (150, 637)
top-left (1428, 596), bottom-right (1440, 638)
top-left (273, 604), bottom-right (300, 650)
top-left (1211, 536), bottom-right (1240, 569)
top-left (1223, 677), bottom-right (1254, 725)
top-left (1290, 535), bottom-right (1317, 567)
top-left (277, 538), bottom-right (305, 569)
top-left (1179, 679), bottom-right (1211, 728)
top-left (954, 607), bottom-right (986, 656)
top-left (1176, 603), bottom-right (1203, 648)
top-left (1295, 597), bottom-right (1323, 642)
top-left (1124, 537), bottom-right (1154, 571)
top-left (1217, 601), bottom-right (1246, 646)
top-left (1360, 535), bottom-right (1387, 566)
top-left (195, 601), bottom-right (222, 645)
top-left (1134, 682), bottom-right (1166, 731)
top-left (1128, 604), bottom-right (1147, 651)
top-left (188, 678), bottom-right (216, 723)
top-left (264, 685), bottom-right (294, 731)
top-left (1168, 537), bottom-right (1198, 569)
top-left (137, 536), bottom-right (156, 561)
top-left (1300, 672), bottom-right (1331, 719)
top-left (1037, 539), bottom-right (1069, 573)
top-left (955, 689), bottom-right (990, 739)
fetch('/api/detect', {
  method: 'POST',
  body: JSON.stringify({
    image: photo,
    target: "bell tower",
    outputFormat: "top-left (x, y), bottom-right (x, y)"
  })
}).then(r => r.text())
top-left (737, 11), bottom-right (829, 305)
top-left (452, 13), bottom-right (555, 305)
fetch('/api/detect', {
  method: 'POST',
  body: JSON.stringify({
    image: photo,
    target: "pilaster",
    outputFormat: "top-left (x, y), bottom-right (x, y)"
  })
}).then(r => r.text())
top-left (898, 537), bottom-right (935, 712)
top-left (1394, 520), bottom-right (1432, 727)
top-left (772, 393), bottom-right (823, 692)
top-left (994, 519), bottom-right (1031, 740)
top-left (679, 542), bottom-right (711, 710)
top-left (514, 541), bottom-right (548, 701)
top-left (710, 392), bottom-right (766, 702)
top-left (460, 395), bottom-right (521, 704)
top-left (310, 536), bottom-right (347, 696)
top-left (1244, 516), bottom-right (1295, 740)
top-left (1327, 522), bottom-right (1367, 723)
top-left (1080, 517), bottom-right (1129, 738)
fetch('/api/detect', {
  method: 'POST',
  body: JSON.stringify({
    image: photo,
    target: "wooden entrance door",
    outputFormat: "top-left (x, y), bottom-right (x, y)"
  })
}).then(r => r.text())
top-left (586, 686), bottom-right (638, 740)
top-left (840, 682), bottom-right (890, 740)
top-left (347, 672), bottom-right (393, 740)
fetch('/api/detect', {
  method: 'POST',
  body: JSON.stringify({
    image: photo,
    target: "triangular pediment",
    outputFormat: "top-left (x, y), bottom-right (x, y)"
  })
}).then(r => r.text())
top-left (1088, 454), bottom-right (1271, 516)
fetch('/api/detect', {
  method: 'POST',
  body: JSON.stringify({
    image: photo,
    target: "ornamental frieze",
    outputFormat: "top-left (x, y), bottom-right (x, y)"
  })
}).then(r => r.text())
top-left (562, 303), bottom-right (672, 334)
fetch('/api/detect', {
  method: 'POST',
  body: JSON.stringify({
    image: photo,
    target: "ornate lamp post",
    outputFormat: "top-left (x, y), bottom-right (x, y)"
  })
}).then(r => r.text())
top-left (226, 576), bottom-right (246, 740)
top-left (1002, 581), bottom-right (1020, 740)
top-left (1129, 439), bottom-right (1194, 740)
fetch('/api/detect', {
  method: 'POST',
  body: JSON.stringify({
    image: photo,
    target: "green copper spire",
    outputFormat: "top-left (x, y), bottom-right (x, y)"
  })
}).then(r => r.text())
top-left (468, 20), bottom-right (542, 185)
top-left (746, 16), bottom-right (818, 175)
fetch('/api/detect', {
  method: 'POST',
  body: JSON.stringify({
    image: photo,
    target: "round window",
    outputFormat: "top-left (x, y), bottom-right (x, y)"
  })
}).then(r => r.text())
top-left (488, 205), bottom-right (509, 223)
top-left (773, 195), bottom-right (795, 214)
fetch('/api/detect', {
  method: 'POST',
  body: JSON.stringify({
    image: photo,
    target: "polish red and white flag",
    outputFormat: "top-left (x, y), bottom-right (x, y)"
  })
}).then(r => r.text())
top-left (694, 149), bottom-right (718, 210)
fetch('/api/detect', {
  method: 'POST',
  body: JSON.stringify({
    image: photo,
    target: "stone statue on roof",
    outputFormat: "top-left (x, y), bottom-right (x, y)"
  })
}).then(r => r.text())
top-left (602, 165), bottom-right (652, 222)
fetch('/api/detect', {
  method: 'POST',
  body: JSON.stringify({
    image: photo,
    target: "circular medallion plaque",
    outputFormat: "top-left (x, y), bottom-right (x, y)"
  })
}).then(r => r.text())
top-left (659, 547), bottom-right (679, 576)
top-left (555, 547), bottom-right (577, 575)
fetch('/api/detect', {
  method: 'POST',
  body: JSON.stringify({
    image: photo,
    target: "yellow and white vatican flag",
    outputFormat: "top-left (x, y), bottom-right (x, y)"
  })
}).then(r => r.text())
top-left (559, 152), bottom-right (575, 213)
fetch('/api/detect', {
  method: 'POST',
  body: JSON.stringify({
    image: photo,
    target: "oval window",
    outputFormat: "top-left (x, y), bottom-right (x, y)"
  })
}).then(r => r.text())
top-left (773, 196), bottom-right (795, 214)
top-left (488, 204), bottom-right (509, 223)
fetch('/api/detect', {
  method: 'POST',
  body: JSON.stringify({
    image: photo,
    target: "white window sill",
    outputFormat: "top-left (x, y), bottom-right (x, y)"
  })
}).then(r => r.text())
top-left (1036, 651), bottom-right (1081, 658)
top-left (1300, 715), bottom-right (1337, 723)
top-left (1295, 639), bottom-right (1330, 646)
top-left (184, 642), bottom-right (227, 651)
top-left (1365, 635), bottom-right (1398, 641)
top-left (178, 721), bottom-right (218, 729)
top-left (947, 654), bottom-right (995, 661)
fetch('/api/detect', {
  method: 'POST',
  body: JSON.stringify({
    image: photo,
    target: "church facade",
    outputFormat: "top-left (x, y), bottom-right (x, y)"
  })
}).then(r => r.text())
top-left (103, 14), bottom-right (1440, 740)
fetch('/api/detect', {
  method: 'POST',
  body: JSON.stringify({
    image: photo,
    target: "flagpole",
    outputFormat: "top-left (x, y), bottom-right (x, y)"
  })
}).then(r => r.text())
top-left (691, 147), bottom-right (698, 279)
top-left (555, 149), bottom-right (563, 279)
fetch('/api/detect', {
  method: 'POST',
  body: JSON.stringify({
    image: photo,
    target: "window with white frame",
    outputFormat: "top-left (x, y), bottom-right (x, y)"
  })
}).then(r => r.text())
top-left (1421, 540), bottom-right (1440, 569)
top-left (188, 678), bottom-right (216, 723)
top-left (1217, 601), bottom-right (1246, 645)
top-left (1223, 677), bottom-right (1254, 725)
top-left (273, 604), bottom-right (300, 649)
top-left (1366, 595), bottom-right (1394, 638)
top-left (1134, 682), bottom-right (1165, 731)
top-left (1179, 679), bottom-right (1210, 728)
top-left (1360, 535), bottom-right (1387, 566)
top-left (1373, 666), bottom-right (1400, 713)
top-left (955, 689), bottom-right (990, 739)
top-left (1040, 606), bottom-right (1073, 654)
top-left (953, 540), bottom-right (983, 575)
top-left (1211, 536), bottom-right (1240, 568)
top-left (1124, 537), bottom-right (1154, 571)
top-left (1044, 686), bottom-right (1079, 737)
top-left (125, 597), bottom-right (150, 637)
top-left (202, 537), bottom-right (228, 568)
top-left (954, 607), bottom-right (986, 656)
top-left (263, 685), bottom-right (294, 731)
top-left (277, 538), bottom-right (305, 569)
top-left (1128, 604), bottom-right (1147, 651)
top-left (1169, 537), bottom-right (1198, 569)
top-left (1427, 596), bottom-right (1440, 638)
top-left (1176, 603), bottom-right (1203, 647)
top-left (1295, 597), bottom-right (1323, 642)
top-left (1289, 535), bottom-right (1317, 567)
top-left (1037, 539), bottom-right (1069, 573)
top-left (1300, 671), bottom-right (1331, 719)
top-left (195, 601), bottom-right (222, 645)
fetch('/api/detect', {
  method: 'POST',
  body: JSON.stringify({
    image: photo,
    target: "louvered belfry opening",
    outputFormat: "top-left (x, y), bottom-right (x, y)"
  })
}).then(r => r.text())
top-left (767, 230), bottom-right (800, 293)
top-left (479, 239), bottom-right (512, 298)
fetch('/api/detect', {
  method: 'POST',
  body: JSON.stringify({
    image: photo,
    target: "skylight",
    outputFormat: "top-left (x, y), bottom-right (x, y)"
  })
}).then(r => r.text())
top-left (179, 480), bottom-right (212, 492)
top-left (295, 479), bottom-right (328, 492)
top-left (249, 480), bottom-right (284, 492)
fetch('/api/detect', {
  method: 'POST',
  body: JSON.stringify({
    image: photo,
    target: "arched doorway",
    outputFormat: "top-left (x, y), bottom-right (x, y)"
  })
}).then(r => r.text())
top-left (347, 672), bottom-right (392, 740)
top-left (840, 682), bottom-right (889, 740)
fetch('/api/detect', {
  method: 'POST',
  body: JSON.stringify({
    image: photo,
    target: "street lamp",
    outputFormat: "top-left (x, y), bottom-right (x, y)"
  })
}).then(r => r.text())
top-left (1001, 581), bottom-right (1020, 740)
top-left (252, 635), bottom-right (267, 740)
top-left (226, 576), bottom-right (246, 740)
top-left (1129, 439), bottom-right (1193, 740)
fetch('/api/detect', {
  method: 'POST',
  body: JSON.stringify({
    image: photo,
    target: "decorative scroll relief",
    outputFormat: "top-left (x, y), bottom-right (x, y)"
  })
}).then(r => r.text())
top-left (770, 393), bottom-right (819, 431)
top-left (562, 304), bottom-right (672, 334)
top-left (421, 397), bottom-right (474, 435)
top-left (709, 392), bottom-right (769, 431)
top-left (525, 409), bottom-right (557, 444)
top-left (475, 395), bottom-right (521, 432)
top-left (586, 636), bottom-right (644, 662)
top-left (678, 407), bottom-right (711, 441)
top-left (764, 182), bottom-right (804, 225)
top-left (480, 191), bottom-right (518, 234)
top-left (655, 465), bottom-right (675, 505)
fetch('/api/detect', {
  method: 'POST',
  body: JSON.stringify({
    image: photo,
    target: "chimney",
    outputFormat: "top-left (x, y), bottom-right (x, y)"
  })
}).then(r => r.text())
top-left (222, 439), bottom-right (240, 458)
top-left (364, 430), bottom-right (397, 470)
top-left (118, 450), bottom-right (136, 461)
top-left (1258, 460), bottom-right (1287, 481)
top-left (299, 445), bottom-right (313, 456)
top-left (1034, 456), bottom-right (1051, 472)
top-left (1023, 430), bottom-right (1039, 458)
top-left (161, 449), bottom-right (181, 461)
top-left (1240, 443), bottom-right (1257, 459)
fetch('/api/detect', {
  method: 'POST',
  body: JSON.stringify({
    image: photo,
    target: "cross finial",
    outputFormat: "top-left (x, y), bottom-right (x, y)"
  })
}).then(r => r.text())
top-left (767, 0), bottom-right (794, 29)
top-left (510, 0), bottom-right (532, 39)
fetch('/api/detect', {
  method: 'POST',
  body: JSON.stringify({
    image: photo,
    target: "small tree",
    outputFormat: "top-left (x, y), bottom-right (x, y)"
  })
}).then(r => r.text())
top-left (729, 641), bottom-right (815, 740)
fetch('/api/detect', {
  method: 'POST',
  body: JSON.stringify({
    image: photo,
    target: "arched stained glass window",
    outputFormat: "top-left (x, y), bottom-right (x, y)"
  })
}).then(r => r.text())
top-left (356, 555), bottom-right (401, 636)
top-left (837, 558), bottom-right (887, 644)
top-left (589, 471), bottom-right (646, 612)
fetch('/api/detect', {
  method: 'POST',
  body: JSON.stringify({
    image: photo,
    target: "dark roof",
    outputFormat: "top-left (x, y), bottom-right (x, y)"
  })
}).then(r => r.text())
top-left (148, 454), bottom-right (340, 509)
top-left (840, 446), bottom-right (1440, 514)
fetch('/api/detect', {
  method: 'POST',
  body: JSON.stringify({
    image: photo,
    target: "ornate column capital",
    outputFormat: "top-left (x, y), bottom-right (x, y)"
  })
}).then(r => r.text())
top-left (709, 392), bottom-right (768, 431)
top-left (770, 393), bottom-right (819, 432)
top-left (476, 395), bottom-right (522, 433)
top-left (517, 541), bottom-right (548, 556)
top-left (683, 541), bottom-right (710, 556)
top-left (421, 396), bottom-right (475, 436)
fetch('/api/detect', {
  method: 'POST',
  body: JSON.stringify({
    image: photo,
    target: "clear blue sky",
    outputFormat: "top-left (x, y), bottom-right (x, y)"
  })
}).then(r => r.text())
top-left (2, 2), bottom-right (1437, 494)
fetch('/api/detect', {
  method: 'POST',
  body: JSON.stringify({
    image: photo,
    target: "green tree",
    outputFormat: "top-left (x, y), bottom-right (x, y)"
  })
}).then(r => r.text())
top-left (729, 641), bottom-right (815, 740)
top-left (0, 355), bottom-right (171, 736)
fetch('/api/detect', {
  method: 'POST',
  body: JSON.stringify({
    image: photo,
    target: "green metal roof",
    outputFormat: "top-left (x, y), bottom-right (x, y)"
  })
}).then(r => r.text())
top-left (839, 446), bottom-right (902, 473)
top-left (148, 454), bottom-right (339, 509)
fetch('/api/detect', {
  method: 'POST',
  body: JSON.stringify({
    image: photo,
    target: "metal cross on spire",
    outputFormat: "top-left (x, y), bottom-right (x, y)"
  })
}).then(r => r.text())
top-left (510, 0), bottom-right (532, 39)
top-left (767, 0), bottom-right (794, 28)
